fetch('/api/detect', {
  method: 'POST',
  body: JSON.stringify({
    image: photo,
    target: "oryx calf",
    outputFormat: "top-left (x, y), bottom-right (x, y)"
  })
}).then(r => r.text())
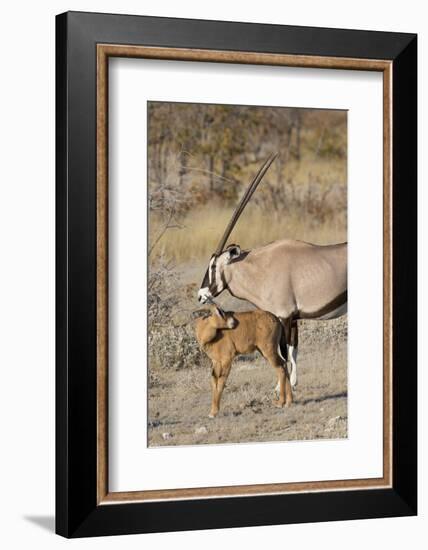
top-left (195, 305), bottom-right (293, 418)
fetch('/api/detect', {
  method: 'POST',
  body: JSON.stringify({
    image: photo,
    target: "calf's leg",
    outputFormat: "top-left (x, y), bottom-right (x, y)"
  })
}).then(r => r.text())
top-left (263, 344), bottom-right (293, 407)
top-left (271, 363), bottom-right (293, 407)
top-left (209, 360), bottom-right (232, 418)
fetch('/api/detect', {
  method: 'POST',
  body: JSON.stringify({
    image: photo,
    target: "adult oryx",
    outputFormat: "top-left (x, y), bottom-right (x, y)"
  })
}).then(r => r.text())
top-left (197, 153), bottom-right (347, 389)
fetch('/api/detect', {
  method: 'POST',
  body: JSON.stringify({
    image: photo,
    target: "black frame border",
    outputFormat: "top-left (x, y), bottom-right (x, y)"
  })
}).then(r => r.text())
top-left (56, 11), bottom-right (417, 538)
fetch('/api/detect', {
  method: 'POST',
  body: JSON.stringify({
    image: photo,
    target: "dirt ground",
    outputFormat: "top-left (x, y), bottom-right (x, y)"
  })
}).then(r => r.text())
top-left (148, 315), bottom-right (347, 447)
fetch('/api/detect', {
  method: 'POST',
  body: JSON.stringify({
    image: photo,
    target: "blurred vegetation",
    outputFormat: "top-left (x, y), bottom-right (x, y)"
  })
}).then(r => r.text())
top-left (148, 102), bottom-right (347, 263)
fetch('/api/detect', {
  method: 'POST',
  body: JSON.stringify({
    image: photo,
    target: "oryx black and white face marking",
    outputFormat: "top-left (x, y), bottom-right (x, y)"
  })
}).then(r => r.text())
top-left (198, 255), bottom-right (224, 304)
top-left (197, 245), bottom-right (241, 303)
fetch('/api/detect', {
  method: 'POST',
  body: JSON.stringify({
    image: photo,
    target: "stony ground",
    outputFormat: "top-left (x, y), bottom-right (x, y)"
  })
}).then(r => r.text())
top-left (148, 316), bottom-right (348, 447)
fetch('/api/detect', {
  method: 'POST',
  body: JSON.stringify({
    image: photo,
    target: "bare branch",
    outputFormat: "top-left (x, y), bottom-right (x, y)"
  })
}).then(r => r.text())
top-left (184, 165), bottom-right (236, 186)
top-left (149, 208), bottom-right (183, 256)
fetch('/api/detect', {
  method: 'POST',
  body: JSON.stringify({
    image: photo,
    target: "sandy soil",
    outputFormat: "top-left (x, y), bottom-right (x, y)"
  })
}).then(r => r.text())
top-left (148, 316), bottom-right (347, 447)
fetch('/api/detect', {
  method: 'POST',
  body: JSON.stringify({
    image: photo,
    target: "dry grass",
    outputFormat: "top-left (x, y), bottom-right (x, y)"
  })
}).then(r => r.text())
top-left (148, 316), bottom-right (347, 447)
top-left (150, 203), bottom-right (346, 264)
top-left (149, 153), bottom-right (346, 263)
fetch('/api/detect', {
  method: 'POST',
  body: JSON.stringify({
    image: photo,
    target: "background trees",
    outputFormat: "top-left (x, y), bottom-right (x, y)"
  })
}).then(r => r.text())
top-left (148, 101), bottom-right (345, 208)
top-left (148, 101), bottom-right (347, 262)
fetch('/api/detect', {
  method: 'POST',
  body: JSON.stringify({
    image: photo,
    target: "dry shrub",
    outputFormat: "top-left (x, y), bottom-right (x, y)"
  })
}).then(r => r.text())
top-left (148, 255), bottom-right (178, 327)
top-left (298, 316), bottom-right (348, 348)
top-left (148, 255), bottom-right (207, 372)
top-left (149, 324), bottom-right (208, 371)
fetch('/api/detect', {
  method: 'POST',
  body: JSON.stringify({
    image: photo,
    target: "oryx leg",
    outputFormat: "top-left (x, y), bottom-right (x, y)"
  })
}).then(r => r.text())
top-left (288, 321), bottom-right (298, 389)
top-left (275, 317), bottom-right (292, 393)
top-left (209, 359), bottom-right (232, 418)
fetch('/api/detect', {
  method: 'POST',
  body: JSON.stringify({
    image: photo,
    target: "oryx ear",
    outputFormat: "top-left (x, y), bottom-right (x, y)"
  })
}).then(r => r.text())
top-left (225, 244), bottom-right (241, 264)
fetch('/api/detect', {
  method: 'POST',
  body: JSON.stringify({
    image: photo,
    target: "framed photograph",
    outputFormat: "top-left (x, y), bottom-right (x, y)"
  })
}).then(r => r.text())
top-left (56, 11), bottom-right (417, 538)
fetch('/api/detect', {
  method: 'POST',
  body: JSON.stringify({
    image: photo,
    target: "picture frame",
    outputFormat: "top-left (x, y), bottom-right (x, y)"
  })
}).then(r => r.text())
top-left (56, 11), bottom-right (417, 538)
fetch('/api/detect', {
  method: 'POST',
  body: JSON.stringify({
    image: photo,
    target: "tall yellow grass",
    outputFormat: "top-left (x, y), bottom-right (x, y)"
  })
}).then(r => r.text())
top-left (149, 150), bottom-right (347, 266)
top-left (149, 203), bottom-right (347, 265)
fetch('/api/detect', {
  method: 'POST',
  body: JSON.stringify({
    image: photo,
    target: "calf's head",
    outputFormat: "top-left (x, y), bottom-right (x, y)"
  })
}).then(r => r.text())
top-left (195, 305), bottom-right (237, 347)
top-left (208, 305), bottom-right (237, 330)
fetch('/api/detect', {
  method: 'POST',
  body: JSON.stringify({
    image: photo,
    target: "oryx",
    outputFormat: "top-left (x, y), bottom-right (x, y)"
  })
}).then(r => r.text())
top-left (197, 153), bottom-right (347, 389)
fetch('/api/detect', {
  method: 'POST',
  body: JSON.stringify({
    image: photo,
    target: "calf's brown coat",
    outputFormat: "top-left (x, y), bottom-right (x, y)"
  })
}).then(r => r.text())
top-left (195, 306), bottom-right (293, 418)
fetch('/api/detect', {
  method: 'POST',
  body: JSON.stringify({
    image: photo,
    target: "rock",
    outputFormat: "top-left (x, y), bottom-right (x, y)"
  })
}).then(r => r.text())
top-left (195, 426), bottom-right (208, 435)
top-left (326, 416), bottom-right (344, 430)
top-left (162, 432), bottom-right (173, 440)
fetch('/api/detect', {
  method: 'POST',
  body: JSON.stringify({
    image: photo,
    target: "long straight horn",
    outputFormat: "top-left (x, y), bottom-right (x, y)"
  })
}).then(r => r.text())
top-left (214, 152), bottom-right (278, 255)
